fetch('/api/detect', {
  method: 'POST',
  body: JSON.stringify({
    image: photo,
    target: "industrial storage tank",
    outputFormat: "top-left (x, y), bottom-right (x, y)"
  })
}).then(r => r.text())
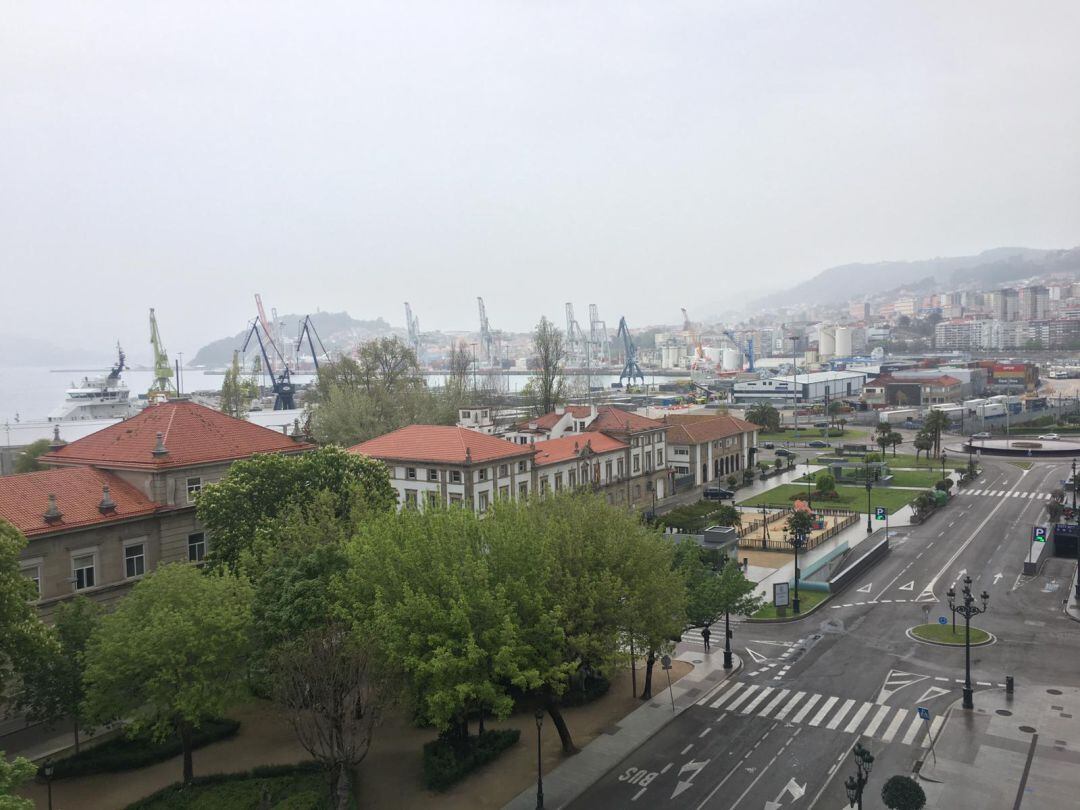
top-left (818, 327), bottom-right (836, 358)
top-left (703, 346), bottom-right (723, 365)
top-left (721, 347), bottom-right (742, 371)
top-left (834, 326), bottom-right (852, 357)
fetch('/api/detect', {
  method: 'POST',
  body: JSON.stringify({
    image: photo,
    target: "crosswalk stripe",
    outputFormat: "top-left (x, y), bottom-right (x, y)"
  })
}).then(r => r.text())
top-left (901, 715), bottom-right (924, 745)
top-left (923, 716), bottom-right (944, 747)
top-left (758, 689), bottom-right (790, 718)
top-left (843, 701), bottom-right (875, 734)
top-left (742, 687), bottom-right (774, 714)
top-left (882, 709), bottom-right (910, 743)
top-left (862, 704), bottom-right (893, 738)
top-left (709, 682), bottom-right (744, 709)
top-left (970, 489), bottom-right (981, 495)
top-left (808, 696), bottom-right (839, 727)
top-left (725, 684), bottom-right (761, 712)
top-left (825, 698), bottom-right (856, 730)
top-left (773, 691), bottom-right (806, 721)
top-left (791, 693), bottom-right (822, 724)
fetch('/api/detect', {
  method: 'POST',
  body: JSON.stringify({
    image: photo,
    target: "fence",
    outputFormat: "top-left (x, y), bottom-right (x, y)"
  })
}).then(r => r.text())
top-left (736, 508), bottom-right (859, 551)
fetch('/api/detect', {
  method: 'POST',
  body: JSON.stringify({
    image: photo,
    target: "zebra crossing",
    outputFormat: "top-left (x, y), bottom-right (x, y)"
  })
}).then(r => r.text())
top-left (956, 489), bottom-right (1050, 499)
top-left (698, 680), bottom-right (944, 748)
top-left (681, 619), bottom-right (746, 647)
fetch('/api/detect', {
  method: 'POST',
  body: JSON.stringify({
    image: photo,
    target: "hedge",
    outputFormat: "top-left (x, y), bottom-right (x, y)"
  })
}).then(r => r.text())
top-left (46, 718), bottom-right (240, 780)
top-left (125, 762), bottom-right (330, 810)
top-left (422, 729), bottom-right (520, 791)
top-left (560, 674), bottom-right (611, 708)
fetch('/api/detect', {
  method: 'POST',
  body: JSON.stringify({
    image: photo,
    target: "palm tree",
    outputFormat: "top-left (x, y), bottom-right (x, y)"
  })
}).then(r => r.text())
top-left (888, 431), bottom-right (903, 457)
top-left (913, 431), bottom-right (933, 463)
top-left (924, 410), bottom-right (949, 458)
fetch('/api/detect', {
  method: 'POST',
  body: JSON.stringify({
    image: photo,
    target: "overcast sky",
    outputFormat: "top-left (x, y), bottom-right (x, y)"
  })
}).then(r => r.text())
top-left (2, 1), bottom-right (1078, 361)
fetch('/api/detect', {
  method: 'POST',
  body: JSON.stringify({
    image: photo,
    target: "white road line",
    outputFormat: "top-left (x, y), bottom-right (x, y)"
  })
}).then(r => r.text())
top-left (977, 681), bottom-right (992, 686)
top-left (681, 743), bottom-right (694, 755)
top-left (699, 727), bottom-right (712, 738)
top-left (901, 715), bottom-right (924, 745)
top-left (825, 698), bottom-right (856, 730)
top-left (862, 704), bottom-right (893, 738)
top-left (633, 786), bottom-right (646, 801)
top-left (661, 762), bottom-right (673, 774)
top-left (758, 689), bottom-right (790, 718)
top-left (843, 701), bottom-right (874, 733)
top-left (791, 693), bottom-right (822, 724)
top-left (934, 676), bottom-right (949, 682)
top-left (808, 696), bottom-right (840, 727)
top-left (923, 716), bottom-right (944, 747)
top-left (726, 727), bottom-right (803, 810)
top-left (694, 723), bottom-right (778, 810)
top-left (882, 709), bottom-right (910, 743)
top-left (725, 684), bottom-right (760, 712)
top-left (773, 691), bottom-right (806, 721)
top-left (743, 687), bottom-right (775, 713)
top-left (709, 682), bottom-right (744, 709)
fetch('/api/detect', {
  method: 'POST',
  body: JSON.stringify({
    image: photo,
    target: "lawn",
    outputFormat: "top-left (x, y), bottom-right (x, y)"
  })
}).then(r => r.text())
top-left (738, 484), bottom-right (920, 514)
top-left (910, 623), bottom-right (991, 645)
top-left (757, 428), bottom-right (867, 444)
top-left (795, 469), bottom-right (943, 488)
top-left (837, 452), bottom-right (967, 473)
top-left (753, 589), bottom-right (829, 618)
top-left (125, 764), bottom-right (340, 809)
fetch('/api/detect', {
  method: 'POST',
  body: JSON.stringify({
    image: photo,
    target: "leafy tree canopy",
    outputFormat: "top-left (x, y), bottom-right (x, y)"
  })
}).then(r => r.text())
top-left (13, 439), bottom-right (51, 474)
top-left (0, 753), bottom-right (35, 810)
top-left (745, 403), bottom-right (781, 433)
top-left (0, 521), bottom-right (53, 692)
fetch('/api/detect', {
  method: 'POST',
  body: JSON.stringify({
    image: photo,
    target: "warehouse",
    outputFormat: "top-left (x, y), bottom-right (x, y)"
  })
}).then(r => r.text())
top-left (732, 370), bottom-right (867, 405)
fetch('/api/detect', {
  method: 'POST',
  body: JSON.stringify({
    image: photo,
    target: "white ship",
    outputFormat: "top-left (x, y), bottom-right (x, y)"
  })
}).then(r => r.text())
top-left (48, 346), bottom-right (144, 422)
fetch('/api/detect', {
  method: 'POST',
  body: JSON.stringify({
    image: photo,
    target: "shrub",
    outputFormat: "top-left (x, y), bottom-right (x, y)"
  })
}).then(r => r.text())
top-left (934, 479), bottom-right (952, 492)
top-left (273, 790), bottom-right (324, 810)
top-left (124, 761), bottom-right (326, 810)
top-left (422, 729), bottom-right (520, 791)
top-left (46, 718), bottom-right (240, 780)
top-left (881, 774), bottom-right (926, 810)
top-left (726, 475), bottom-right (739, 489)
top-left (560, 673), bottom-right (611, 707)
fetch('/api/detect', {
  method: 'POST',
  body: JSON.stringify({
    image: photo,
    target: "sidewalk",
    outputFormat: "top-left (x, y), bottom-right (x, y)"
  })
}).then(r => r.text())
top-left (919, 684), bottom-right (1080, 809)
top-left (503, 650), bottom-right (743, 809)
top-left (1066, 565), bottom-right (1080, 622)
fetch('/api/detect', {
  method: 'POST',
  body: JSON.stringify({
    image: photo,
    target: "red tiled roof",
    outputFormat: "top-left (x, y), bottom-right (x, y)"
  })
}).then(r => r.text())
top-left (349, 425), bottom-right (533, 464)
top-left (514, 405), bottom-right (594, 432)
top-left (587, 406), bottom-right (664, 435)
top-left (41, 400), bottom-right (313, 470)
top-left (662, 413), bottom-right (758, 445)
top-left (0, 467), bottom-right (158, 537)
top-left (532, 433), bottom-right (627, 467)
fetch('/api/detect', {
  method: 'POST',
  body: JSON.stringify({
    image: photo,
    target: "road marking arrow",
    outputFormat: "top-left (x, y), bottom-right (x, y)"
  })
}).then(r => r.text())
top-left (745, 647), bottom-right (769, 664)
top-left (898, 580), bottom-right (915, 591)
top-left (916, 685), bottom-right (952, 703)
top-left (856, 583), bottom-right (873, 593)
top-left (763, 777), bottom-right (807, 809)
top-left (916, 588), bottom-right (936, 602)
top-left (956, 568), bottom-right (967, 579)
top-left (876, 669), bottom-right (929, 703)
top-left (993, 573), bottom-right (1004, 585)
top-left (670, 758), bottom-right (710, 798)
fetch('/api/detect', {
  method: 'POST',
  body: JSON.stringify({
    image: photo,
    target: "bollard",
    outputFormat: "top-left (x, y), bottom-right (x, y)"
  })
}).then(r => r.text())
top-left (743, 557), bottom-right (749, 572)
top-left (1006, 676), bottom-right (1014, 696)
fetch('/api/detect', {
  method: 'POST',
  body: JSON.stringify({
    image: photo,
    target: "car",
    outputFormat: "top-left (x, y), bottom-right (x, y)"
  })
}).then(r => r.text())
top-left (1039, 433), bottom-right (1060, 440)
top-left (971, 432), bottom-right (991, 440)
top-left (813, 421), bottom-right (829, 428)
top-left (807, 440), bottom-right (830, 448)
top-left (762, 441), bottom-right (775, 449)
top-left (703, 486), bottom-right (735, 501)
top-left (775, 448), bottom-right (795, 457)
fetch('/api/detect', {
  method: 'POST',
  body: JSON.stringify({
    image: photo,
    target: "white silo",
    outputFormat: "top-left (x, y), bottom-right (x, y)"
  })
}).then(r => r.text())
top-left (835, 326), bottom-right (852, 357)
top-left (818, 326), bottom-right (836, 358)
top-left (703, 346), bottom-right (723, 365)
top-left (721, 348), bottom-right (741, 371)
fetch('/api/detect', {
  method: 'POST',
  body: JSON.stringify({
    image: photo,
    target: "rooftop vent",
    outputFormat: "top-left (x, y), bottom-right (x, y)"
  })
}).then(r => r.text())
top-left (464, 447), bottom-right (472, 465)
top-left (98, 485), bottom-right (117, 514)
top-left (49, 424), bottom-right (66, 451)
top-left (152, 432), bottom-right (168, 457)
top-left (43, 494), bottom-right (63, 524)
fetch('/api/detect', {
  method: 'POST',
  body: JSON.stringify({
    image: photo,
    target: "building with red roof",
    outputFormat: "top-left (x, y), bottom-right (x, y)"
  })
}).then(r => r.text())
top-left (1, 399), bottom-right (312, 613)
top-left (530, 433), bottom-right (631, 503)
top-left (661, 413), bottom-right (759, 487)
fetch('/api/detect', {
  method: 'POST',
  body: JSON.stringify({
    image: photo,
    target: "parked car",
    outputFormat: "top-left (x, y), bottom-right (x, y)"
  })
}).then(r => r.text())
top-left (813, 421), bottom-right (829, 428)
top-left (807, 440), bottom-right (830, 448)
top-left (775, 448), bottom-right (795, 458)
top-left (704, 486), bottom-right (735, 501)
top-left (762, 441), bottom-right (775, 449)
top-left (971, 432), bottom-right (991, 439)
top-left (1039, 433), bottom-right (1060, 440)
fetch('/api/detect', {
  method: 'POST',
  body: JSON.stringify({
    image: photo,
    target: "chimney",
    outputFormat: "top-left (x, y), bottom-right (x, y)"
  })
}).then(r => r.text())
top-left (152, 432), bottom-right (168, 457)
top-left (465, 447), bottom-right (472, 465)
top-left (98, 485), bottom-right (117, 514)
top-left (49, 424), bottom-right (66, 451)
top-left (43, 494), bottom-right (63, 524)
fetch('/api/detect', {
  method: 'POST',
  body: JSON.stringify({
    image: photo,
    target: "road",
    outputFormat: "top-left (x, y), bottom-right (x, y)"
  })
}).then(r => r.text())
top-left (569, 455), bottom-right (1080, 809)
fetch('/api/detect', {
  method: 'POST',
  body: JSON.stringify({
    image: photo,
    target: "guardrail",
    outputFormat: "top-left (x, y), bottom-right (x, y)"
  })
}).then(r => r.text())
top-left (828, 531), bottom-right (890, 593)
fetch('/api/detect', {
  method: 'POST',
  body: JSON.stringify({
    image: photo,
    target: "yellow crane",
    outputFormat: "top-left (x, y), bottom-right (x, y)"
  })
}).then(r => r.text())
top-left (148, 308), bottom-right (174, 403)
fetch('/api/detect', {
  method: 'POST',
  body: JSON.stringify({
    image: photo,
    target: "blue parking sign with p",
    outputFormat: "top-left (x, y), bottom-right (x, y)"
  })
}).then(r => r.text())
top-left (875, 507), bottom-right (887, 521)
top-left (1033, 526), bottom-right (1048, 543)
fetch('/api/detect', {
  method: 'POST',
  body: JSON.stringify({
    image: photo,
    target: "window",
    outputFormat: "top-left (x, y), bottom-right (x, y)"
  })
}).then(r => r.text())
top-left (554, 473), bottom-right (563, 491)
top-left (656, 450), bottom-right (663, 465)
top-left (188, 532), bottom-right (206, 563)
top-left (406, 467), bottom-right (417, 480)
top-left (186, 476), bottom-right (202, 504)
top-left (518, 481), bottom-right (528, 498)
top-left (73, 553), bottom-right (96, 590)
top-left (644, 451), bottom-right (652, 472)
top-left (477, 468), bottom-right (487, 482)
top-left (617, 458), bottom-right (624, 478)
top-left (540, 477), bottom-right (549, 494)
top-left (605, 460), bottom-right (613, 481)
top-left (451, 470), bottom-right (462, 483)
top-left (499, 485), bottom-right (509, 499)
top-left (633, 455), bottom-right (641, 473)
top-left (568, 469), bottom-right (576, 487)
top-left (428, 468), bottom-right (439, 481)
top-left (462, 410), bottom-right (471, 419)
top-left (518, 460), bottom-right (528, 473)
top-left (499, 464), bottom-right (508, 477)
top-left (404, 489), bottom-right (418, 508)
top-left (449, 494), bottom-right (463, 506)
top-left (124, 543), bottom-right (145, 578)
top-left (478, 491), bottom-right (489, 513)
top-left (21, 564), bottom-right (40, 598)
top-left (427, 491), bottom-right (440, 507)
top-left (635, 484), bottom-right (642, 499)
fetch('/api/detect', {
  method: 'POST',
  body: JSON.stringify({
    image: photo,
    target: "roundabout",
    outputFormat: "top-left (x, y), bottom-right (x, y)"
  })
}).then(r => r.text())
top-left (906, 623), bottom-right (995, 647)
top-left (952, 436), bottom-right (1080, 458)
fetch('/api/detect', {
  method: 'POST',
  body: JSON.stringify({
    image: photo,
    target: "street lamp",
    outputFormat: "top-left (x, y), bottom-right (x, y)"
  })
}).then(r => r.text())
top-left (941, 450), bottom-right (948, 481)
top-left (787, 528), bottom-right (806, 614)
top-left (844, 742), bottom-right (874, 809)
top-left (947, 575), bottom-right (990, 710)
top-left (864, 456), bottom-right (873, 534)
top-left (44, 760), bottom-right (54, 810)
top-left (1073, 459), bottom-right (1079, 601)
top-left (760, 503), bottom-right (769, 551)
top-left (967, 438), bottom-right (975, 477)
top-left (534, 709), bottom-right (544, 809)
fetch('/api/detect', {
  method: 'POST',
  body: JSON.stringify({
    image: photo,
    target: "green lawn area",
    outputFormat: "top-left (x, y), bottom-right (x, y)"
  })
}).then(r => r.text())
top-left (795, 469), bottom-right (943, 488)
top-left (127, 765), bottom-right (339, 809)
top-left (853, 452), bottom-right (968, 474)
top-left (757, 428), bottom-right (867, 443)
top-left (910, 623), bottom-right (991, 645)
top-left (753, 589), bottom-right (829, 618)
top-left (738, 484), bottom-right (920, 514)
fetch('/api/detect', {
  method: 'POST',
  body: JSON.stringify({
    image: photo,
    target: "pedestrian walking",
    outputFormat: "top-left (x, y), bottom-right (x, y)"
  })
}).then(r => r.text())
top-left (701, 626), bottom-right (711, 651)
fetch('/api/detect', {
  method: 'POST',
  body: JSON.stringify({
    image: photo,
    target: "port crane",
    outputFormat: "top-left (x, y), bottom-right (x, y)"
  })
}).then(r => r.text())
top-left (722, 329), bottom-right (755, 372)
top-left (616, 317), bottom-right (645, 386)
top-left (588, 304), bottom-right (609, 365)
top-left (565, 303), bottom-right (590, 367)
top-left (242, 320), bottom-right (295, 410)
top-left (477, 297), bottom-right (496, 365)
top-left (295, 315), bottom-right (329, 373)
top-left (404, 302), bottom-right (421, 358)
top-left (148, 308), bottom-right (175, 402)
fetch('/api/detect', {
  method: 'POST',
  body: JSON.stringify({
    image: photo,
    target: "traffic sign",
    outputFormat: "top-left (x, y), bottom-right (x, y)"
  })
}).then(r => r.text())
top-left (875, 506), bottom-right (887, 521)
top-left (1032, 526), bottom-right (1048, 544)
top-left (938, 616), bottom-right (948, 625)
top-left (917, 707), bottom-right (931, 720)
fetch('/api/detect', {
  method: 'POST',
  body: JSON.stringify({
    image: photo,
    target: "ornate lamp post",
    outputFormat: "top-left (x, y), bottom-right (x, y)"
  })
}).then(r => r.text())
top-left (947, 575), bottom-right (989, 710)
top-left (760, 503), bottom-right (769, 550)
top-left (941, 450), bottom-right (948, 481)
top-left (787, 528), bottom-right (806, 614)
top-left (844, 742), bottom-right (875, 809)
top-left (44, 760), bottom-right (54, 810)
top-left (864, 456), bottom-right (873, 534)
top-left (534, 709), bottom-right (544, 809)
top-left (967, 438), bottom-right (975, 477)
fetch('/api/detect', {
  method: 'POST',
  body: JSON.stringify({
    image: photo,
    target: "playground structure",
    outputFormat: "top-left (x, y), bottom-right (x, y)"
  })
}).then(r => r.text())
top-left (736, 504), bottom-right (859, 552)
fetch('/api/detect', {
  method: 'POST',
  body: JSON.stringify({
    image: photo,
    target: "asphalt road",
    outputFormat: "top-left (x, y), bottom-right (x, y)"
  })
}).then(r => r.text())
top-left (569, 455), bottom-right (1080, 809)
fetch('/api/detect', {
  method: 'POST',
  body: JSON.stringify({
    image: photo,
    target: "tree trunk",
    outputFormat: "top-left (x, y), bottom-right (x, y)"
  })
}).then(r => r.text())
top-left (334, 765), bottom-right (351, 810)
top-left (640, 650), bottom-right (656, 700)
top-left (179, 721), bottom-right (194, 784)
top-left (629, 638), bottom-right (637, 696)
top-left (544, 691), bottom-right (578, 755)
top-left (73, 716), bottom-right (80, 755)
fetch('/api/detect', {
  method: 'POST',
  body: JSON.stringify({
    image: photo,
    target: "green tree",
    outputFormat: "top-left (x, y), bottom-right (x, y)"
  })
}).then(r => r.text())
top-left (0, 754), bottom-right (35, 810)
top-left (815, 471), bottom-right (836, 495)
top-left (82, 565), bottom-right (254, 784)
top-left (876, 431), bottom-right (890, 456)
top-left (924, 410), bottom-right (949, 458)
top-left (13, 439), bottom-right (51, 474)
top-left (15, 597), bottom-right (99, 753)
top-left (1048, 499), bottom-right (1064, 522)
top-left (887, 431), bottom-right (903, 457)
top-left (745, 403), bottom-right (781, 433)
top-left (219, 350), bottom-right (250, 419)
top-left (197, 446), bottom-right (396, 572)
top-left (529, 316), bottom-right (567, 415)
top-left (913, 431), bottom-right (933, 463)
top-left (881, 774), bottom-right (926, 810)
top-left (677, 545), bottom-right (762, 630)
top-left (787, 509), bottom-right (815, 536)
top-left (713, 504), bottom-right (742, 528)
top-left (0, 521), bottom-right (52, 694)
top-left (827, 400), bottom-right (844, 428)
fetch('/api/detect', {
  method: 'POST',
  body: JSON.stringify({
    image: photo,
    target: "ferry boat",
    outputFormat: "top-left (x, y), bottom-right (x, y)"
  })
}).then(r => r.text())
top-left (48, 345), bottom-right (144, 422)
